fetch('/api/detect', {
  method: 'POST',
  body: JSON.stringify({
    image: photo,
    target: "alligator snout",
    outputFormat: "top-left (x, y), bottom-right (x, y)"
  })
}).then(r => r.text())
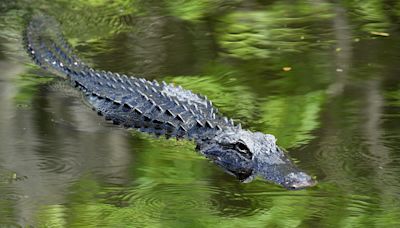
top-left (282, 172), bottom-right (317, 190)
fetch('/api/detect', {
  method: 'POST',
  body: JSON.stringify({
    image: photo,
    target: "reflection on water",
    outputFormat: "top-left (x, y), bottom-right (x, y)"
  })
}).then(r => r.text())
top-left (1, 0), bottom-right (400, 227)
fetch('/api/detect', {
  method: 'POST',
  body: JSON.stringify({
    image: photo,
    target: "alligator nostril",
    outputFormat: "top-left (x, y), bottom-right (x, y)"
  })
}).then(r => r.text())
top-left (288, 184), bottom-right (305, 190)
top-left (291, 180), bottom-right (317, 190)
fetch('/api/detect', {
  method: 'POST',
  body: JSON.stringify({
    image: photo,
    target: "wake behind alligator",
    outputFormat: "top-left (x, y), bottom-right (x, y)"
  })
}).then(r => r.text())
top-left (24, 15), bottom-right (316, 190)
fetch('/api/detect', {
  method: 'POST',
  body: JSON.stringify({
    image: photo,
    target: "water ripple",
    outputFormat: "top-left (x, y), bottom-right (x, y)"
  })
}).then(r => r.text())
top-left (0, 192), bottom-right (29, 201)
top-left (36, 155), bottom-right (82, 176)
top-left (103, 182), bottom-right (222, 219)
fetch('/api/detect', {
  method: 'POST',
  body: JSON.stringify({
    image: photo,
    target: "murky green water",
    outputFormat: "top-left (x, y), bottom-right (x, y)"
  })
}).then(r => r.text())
top-left (1, 0), bottom-right (400, 227)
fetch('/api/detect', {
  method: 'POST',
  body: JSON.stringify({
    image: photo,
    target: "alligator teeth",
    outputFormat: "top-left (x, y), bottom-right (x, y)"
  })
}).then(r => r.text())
top-left (205, 121), bottom-right (213, 128)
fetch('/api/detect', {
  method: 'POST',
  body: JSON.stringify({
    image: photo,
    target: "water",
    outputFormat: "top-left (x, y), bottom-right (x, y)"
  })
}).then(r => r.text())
top-left (1, 0), bottom-right (400, 227)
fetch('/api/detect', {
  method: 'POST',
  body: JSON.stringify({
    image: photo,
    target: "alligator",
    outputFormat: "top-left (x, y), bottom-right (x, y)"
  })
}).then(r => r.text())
top-left (24, 15), bottom-right (316, 190)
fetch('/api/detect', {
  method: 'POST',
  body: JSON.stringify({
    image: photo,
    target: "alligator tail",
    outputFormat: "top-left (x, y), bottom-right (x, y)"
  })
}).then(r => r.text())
top-left (24, 14), bottom-right (226, 140)
top-left (24, 14), bottom-right (87, 77)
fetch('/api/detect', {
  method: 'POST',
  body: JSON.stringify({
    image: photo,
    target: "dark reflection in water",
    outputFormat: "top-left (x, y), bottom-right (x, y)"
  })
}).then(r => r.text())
top-left (1, 0), bottom-right (400, 227)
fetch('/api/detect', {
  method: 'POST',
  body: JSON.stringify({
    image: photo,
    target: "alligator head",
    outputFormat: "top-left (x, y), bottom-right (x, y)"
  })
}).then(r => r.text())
top-left (196, 128), bottom-right (316, 190)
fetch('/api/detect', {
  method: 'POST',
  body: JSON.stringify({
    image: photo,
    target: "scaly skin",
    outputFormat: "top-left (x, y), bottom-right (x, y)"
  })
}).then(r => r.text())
top-left (24, 14), bottom-right (316, 189)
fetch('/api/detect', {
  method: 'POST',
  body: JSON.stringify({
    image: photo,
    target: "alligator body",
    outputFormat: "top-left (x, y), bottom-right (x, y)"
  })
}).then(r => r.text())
top-left (24, 15), bottom-right (315, 189)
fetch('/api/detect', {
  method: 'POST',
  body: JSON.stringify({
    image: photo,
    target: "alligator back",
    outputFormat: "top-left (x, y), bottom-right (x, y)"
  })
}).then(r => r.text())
top-left (24, 15), bottom-right (235, 139)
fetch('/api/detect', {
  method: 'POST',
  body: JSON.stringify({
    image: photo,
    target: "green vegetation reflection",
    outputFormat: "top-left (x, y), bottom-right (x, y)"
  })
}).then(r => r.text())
top-left (0, 0), bottom-right (400, 227)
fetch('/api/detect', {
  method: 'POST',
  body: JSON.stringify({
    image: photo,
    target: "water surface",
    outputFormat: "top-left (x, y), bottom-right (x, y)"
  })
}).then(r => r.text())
top-left (1, 1), bottom-right (400, 227)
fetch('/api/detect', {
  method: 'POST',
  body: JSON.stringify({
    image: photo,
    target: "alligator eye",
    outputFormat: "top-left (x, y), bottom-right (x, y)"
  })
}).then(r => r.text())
top-left (236, 142), bottom-right (247, 151)
top-left (235, 142), bottom-right (252, 159)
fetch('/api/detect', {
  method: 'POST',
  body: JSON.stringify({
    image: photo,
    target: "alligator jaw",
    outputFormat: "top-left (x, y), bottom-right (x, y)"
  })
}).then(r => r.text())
top-left (254, 146), bottom-right (316, 190)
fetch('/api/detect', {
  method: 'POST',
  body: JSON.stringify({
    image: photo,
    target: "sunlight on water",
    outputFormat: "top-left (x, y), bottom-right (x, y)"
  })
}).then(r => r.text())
top-left (1, 0), bottom-right (400, 227)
